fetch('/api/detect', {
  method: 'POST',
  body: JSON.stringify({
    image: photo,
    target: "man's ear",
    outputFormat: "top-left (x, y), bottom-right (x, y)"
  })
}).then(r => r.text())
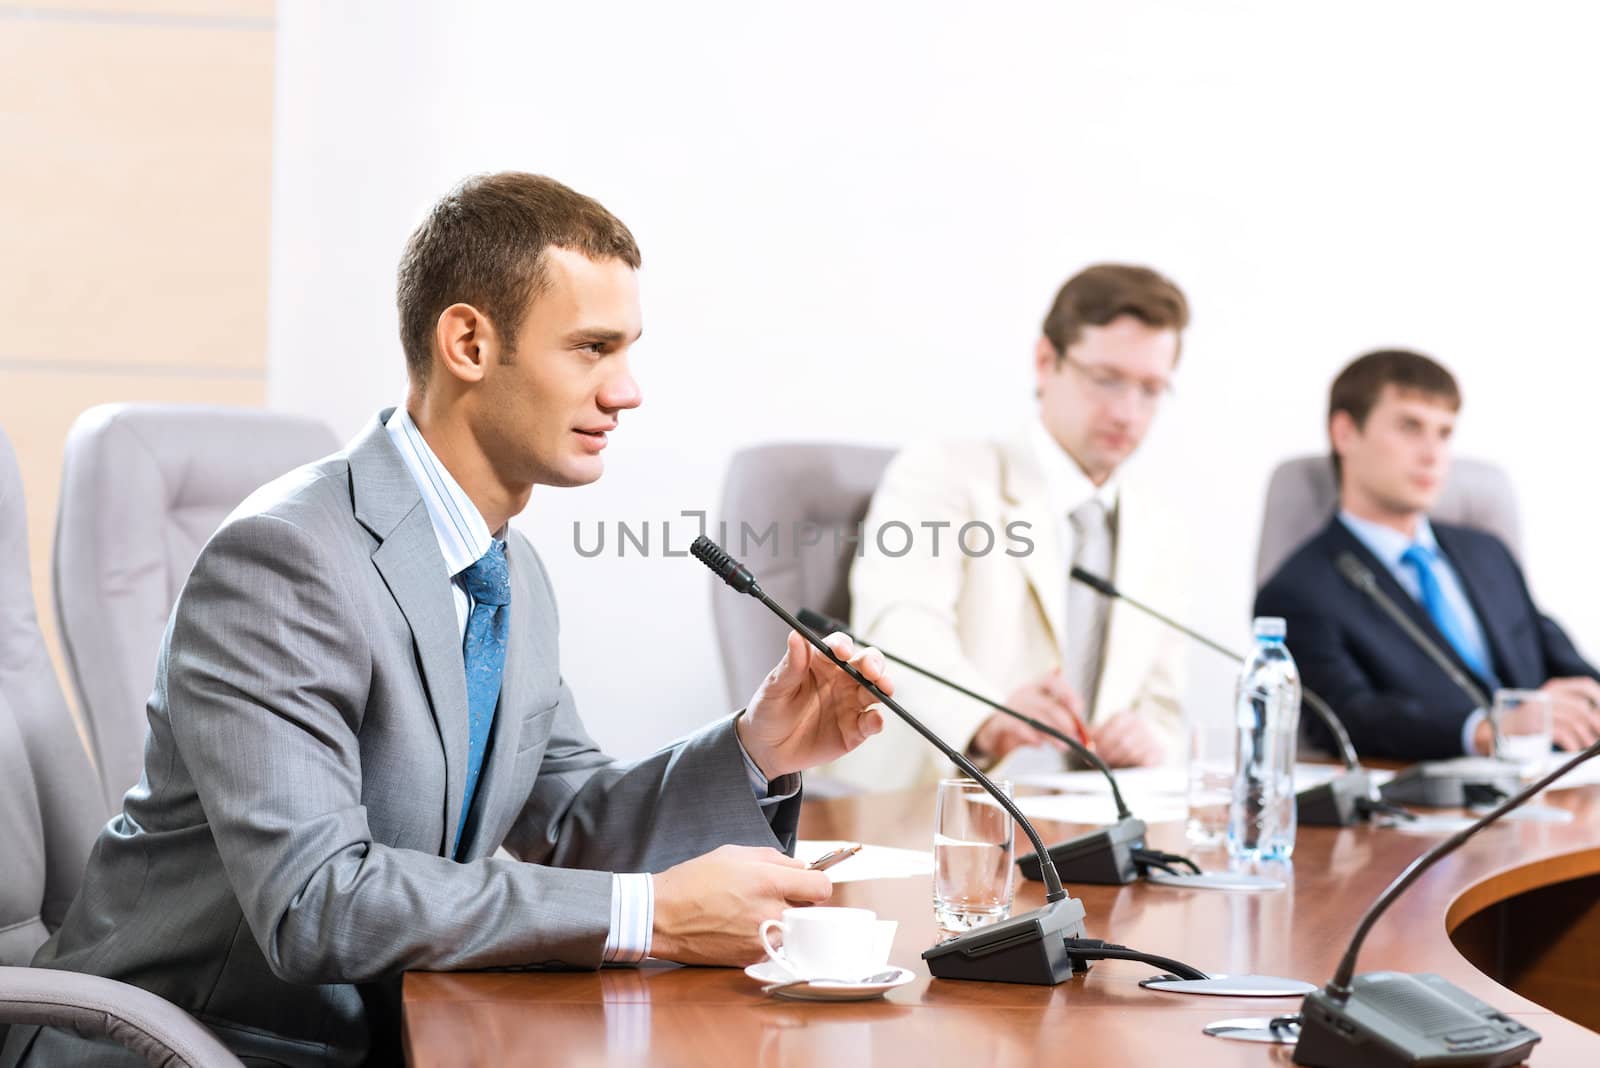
top-left (1329, 410), bottom-right (1359, 460)
top-left (1033, 336), bottom-right (1061, 397)
top-left (432, 303), bottom-right (498, 385)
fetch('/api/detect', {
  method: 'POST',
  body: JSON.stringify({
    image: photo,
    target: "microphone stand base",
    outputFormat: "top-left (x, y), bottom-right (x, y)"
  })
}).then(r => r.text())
top-left (923, 896), bottom-right (1088, 985)
top-left (1017, 816), bottom-right (1147, 886)
top-left (1293, 973), bottom-right (1539, 1068)
top-left (1297, 769), bottom-right (1378, 827)
top-left (1379, 759), bottom-right (1521, 809)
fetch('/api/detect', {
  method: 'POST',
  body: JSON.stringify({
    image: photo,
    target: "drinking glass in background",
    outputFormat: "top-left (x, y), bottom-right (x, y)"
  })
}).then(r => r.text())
top-left (1492, 689), bottom-right (1553, 776)
top-left (1185, 716), bottom-right (1234, 847)
top-left (933, 778), bottom-right (1014, 934)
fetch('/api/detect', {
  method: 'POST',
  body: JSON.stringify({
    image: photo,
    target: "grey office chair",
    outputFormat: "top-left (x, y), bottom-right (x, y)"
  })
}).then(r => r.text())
top-left (53, 404), bottom-right (340, 812)
top-left (711, 443), bottom-right (896, 710)
top-left (1254, 455), bottom-right (1522, 589)
top-left (0, 426), bottom-right (244, 1068)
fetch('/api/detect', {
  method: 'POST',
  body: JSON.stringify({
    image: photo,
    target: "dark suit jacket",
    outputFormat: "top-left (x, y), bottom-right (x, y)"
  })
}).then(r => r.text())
top-left (1254, 515), bottom-right (1598, 761)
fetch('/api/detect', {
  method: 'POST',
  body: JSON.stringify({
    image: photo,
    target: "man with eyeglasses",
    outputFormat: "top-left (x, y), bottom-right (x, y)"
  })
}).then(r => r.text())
top-left (824, 264), bottom-right (1192, 790)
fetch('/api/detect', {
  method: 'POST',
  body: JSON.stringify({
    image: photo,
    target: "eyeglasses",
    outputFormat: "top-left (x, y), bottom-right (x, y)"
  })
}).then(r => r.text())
top-left (1058, 353), bottom-right (1174, 405)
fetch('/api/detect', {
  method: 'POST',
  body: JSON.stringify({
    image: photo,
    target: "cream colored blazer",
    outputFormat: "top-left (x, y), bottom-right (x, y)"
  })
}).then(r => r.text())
top-left (823, 432), bottom-right (1187, 791)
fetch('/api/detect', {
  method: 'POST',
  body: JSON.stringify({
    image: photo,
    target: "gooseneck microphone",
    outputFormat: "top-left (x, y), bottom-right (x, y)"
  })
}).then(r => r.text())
top-left (691, 536), bottom-right (1086, 984)
top-left (1333, 552), bottom-right (1519, 809)
top-left (698, 538), bottom-right (1312, 996)
top-left (1333, 553), bottom-right (1491, 709)
top-left (796, 607), bottom-right (1195, 887)
top-left (1287, 737), bottom-right (1600, 1067)
top-left (1068, 567), bottom-right (1385, 827)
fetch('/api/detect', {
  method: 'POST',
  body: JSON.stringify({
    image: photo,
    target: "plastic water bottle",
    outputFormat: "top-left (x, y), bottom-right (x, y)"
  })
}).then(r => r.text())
top-left (1227, 617), bottom-right (1301, 861)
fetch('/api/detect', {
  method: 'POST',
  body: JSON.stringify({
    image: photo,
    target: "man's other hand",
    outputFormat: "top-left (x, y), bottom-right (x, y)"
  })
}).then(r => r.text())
top-left (970, 669), bottom-right (1086, 761)
top-left (738, 630), bottom-right (889, 779)
top-left (1540, 677), bottom-right (1600, 751)
top-left (1091, 708), bottom-right (1166, 767)
top-left (651, 845), bottom-right (832, 965)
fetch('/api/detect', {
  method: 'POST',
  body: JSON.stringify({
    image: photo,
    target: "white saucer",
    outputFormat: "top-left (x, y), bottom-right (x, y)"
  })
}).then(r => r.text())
top-left (744, 960), bottom-right (916, 1001)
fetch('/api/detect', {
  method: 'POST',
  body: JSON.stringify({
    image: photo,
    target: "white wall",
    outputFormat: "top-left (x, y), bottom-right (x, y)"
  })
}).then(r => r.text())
top-left (270, 1), bottom-right (1600, 758)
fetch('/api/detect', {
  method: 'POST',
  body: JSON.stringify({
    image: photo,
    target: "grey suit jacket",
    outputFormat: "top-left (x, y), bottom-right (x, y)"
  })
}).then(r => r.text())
top-left (3, 413), bottom-right (799, 1067)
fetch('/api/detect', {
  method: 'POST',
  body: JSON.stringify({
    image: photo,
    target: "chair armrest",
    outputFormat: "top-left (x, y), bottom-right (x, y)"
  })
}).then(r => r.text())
top-left (0, 966), bottom-right (243, 1068)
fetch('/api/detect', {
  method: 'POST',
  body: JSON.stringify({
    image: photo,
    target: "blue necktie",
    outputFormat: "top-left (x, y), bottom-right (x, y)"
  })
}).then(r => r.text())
top-left (1399, 543), bottom-right (1492, 684)
top-left (454, 540), bottom-right (510, 857)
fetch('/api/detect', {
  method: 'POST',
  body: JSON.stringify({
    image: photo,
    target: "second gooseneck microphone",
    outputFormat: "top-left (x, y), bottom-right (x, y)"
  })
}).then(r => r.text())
top-left (795, 607), bottom-right (1196, 886)
top-left (690, 536), bottom-right (1088, 985)
top-left (1068, 566), bottom-right (1386, 827)
top-left (1333, 552), bottom-right (1520, 809)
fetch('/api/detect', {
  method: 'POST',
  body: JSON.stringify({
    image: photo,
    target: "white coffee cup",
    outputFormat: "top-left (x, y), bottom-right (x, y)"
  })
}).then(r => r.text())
top-left (758, 907), bottom-right (897, 980)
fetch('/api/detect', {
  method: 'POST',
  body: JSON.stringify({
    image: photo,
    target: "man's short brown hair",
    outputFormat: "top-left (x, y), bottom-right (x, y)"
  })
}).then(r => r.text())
top-left (396, 172), bottom-right (642, 385)
top-left (1328, 348), bottom-right (1461, 481)
top-left (1041, 263), bottom-right (1189, 358)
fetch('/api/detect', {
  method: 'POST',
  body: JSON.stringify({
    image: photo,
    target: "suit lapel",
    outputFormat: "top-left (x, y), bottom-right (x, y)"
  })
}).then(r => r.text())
top-left (1431, 524), bottom-right (1508, 684)
top-left (349, 411), bottom-right (471, 856)
top-left (1001, 436), bottom-right (1067, 654)
top-left (1326, 519), bottom-right (1487, 688)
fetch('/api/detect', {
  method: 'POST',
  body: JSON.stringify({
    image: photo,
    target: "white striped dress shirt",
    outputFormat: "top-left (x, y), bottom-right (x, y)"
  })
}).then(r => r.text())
top-left (385, 408), bottom-right (653, 963)
top-left (385, 407), bottom-right (796, 965)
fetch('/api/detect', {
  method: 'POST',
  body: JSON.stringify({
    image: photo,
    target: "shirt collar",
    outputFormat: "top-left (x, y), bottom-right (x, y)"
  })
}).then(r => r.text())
top-left (1027, 418), bottom-right (1119, 518)
top-left (384, 407), bottom-right (496, 577)
top-left (1338, 509), bottom-right (1438, 569)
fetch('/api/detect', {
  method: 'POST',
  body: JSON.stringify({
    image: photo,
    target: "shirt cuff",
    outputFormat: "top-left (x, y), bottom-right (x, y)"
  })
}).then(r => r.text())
top-left (602, 872), bottom-right (653, 964)
top-left (1461, 708), bottom-right (1489, 756)
top-left (738, 732), bottom-right (802, 808)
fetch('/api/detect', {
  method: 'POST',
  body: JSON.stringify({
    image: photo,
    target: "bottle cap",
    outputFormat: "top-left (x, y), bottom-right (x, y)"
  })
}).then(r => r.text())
top-left (1253, 616), bottom-right (1287, 640)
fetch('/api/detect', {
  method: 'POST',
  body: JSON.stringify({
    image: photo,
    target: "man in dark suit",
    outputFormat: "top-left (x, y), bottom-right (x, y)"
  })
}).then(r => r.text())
top-left (1255, 349), bottom-right (1600, 761)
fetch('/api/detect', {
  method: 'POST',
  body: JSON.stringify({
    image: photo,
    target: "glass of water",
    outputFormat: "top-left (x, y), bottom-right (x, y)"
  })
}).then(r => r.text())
top-left (1185, 716), bottom-right (1234, 847)
top-left (933, 778), bottom-right (1014, 934)
top-left (1492, 689), bottom-right (1553, 776)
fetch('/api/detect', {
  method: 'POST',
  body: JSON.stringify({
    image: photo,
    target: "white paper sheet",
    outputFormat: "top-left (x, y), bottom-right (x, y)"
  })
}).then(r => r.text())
top-left (1523, 755), bottom-right (1600, 790)
top-left (1011, 763), bottom-right (1396, 826)
top-left (795, 840), bottom-right (934, 882)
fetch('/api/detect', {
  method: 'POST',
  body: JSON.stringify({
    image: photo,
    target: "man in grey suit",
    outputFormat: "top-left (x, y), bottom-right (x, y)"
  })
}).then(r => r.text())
top-left (2, 173), bottom-right (890, 1067)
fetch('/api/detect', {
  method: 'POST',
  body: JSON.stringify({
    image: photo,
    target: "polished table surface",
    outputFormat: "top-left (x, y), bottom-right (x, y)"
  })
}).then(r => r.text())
top-left (404, 776), bottom-right (1600, 1066)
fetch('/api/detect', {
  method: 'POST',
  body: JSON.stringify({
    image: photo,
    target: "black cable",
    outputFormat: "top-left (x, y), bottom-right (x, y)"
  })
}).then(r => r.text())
top-left (1133, 848), bottom-right (1202, 876)
top-left (1061, 938), bottom-right (1209, 981)
top-left (1355, 796), bottom-right (1415, 822)
top-left (1135, 857), bottom-right (1182, 877)
top-left (1269, 1014), bottom-right (1303, 1037)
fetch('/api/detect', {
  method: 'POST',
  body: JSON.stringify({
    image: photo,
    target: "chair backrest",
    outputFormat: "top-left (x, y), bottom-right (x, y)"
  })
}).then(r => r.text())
top-left (1254, 454), bottom-right (1523, 588)
top-left (711, 443), bottom-right (896, 708)
top-left (53, 404), bottom-right (340, 811)
top-left (0, 427), bottom-right (102, 966)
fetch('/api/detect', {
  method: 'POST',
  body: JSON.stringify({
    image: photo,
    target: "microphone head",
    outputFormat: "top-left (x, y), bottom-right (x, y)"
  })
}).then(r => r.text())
top-left (1069, 566), bottom-right (1118, 598)
top-left (690, 535), bottom-right (761, 595)
top-left (1334, 552), bottom-right (1377, 591)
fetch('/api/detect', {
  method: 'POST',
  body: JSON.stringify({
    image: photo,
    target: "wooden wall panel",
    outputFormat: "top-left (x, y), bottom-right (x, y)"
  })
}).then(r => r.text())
top-left (0, 3), bottom-right (275, 720)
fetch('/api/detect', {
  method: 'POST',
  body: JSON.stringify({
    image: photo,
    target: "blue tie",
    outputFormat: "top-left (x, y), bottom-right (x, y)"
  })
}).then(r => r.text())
top-left (1399, 543), bottom-right (1492, 684)
top-left (454, 540), bottom-right (510, 857)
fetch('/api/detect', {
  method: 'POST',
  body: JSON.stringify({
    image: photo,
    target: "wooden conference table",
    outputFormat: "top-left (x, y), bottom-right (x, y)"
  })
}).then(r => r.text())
top-left (403, 777), bottom-right (1600, 1066)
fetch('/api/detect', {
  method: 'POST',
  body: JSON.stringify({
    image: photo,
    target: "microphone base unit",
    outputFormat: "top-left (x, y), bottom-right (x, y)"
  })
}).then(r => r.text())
top-left (922, 896), bottom-right (1089, 985)
top-left (1016, 815), bottom-right (1148, 886)
top-left (1378, 758), bottom-right (1520, 809)
top-left (1293, 972), bottom-right (1539, 1068)
top-left (1296, 768), bottom-right (1379, 827)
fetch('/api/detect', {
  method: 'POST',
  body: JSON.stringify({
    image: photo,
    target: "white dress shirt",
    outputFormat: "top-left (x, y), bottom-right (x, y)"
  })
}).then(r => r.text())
top-left (386, 408), bottom-right (801, 963)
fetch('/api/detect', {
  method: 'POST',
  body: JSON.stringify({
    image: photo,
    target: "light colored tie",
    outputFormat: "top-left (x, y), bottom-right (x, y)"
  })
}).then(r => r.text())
top-left (1064, 497), bottom-right (1113, 719)
top-left (1000, 497), bottom-right (1114, 778)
